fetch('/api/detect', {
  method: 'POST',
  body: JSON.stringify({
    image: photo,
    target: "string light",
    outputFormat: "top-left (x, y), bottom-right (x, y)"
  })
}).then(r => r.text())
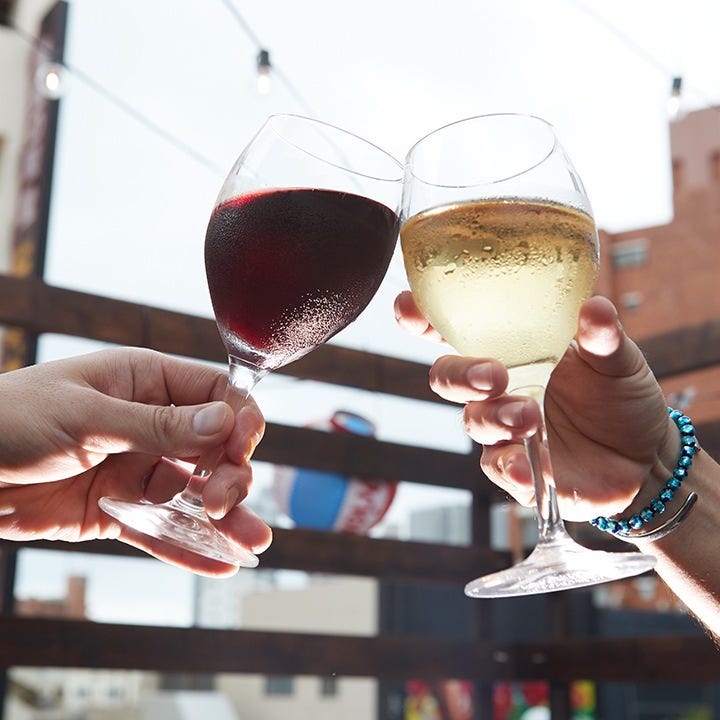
top-left (256, 49), bottom-right (271, 95)
top-left (668, 76), bottom-right (683, 120)
top-left (10, 23), bottom-right (224, 176)
top-left (567, 0), bottom-right (717, 111)
top-left (220, 0), bottom-right (318, 118)
top-left (34, 61), bottom-right (65, 100)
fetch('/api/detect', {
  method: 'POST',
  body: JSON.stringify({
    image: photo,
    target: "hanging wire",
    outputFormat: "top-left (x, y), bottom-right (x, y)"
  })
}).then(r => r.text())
top-left (9, 22), bottom-right (226, 177)
top-left (219, 0), bottom-right (319, 118)
top-left (565, 0), bottom-right (718, 109)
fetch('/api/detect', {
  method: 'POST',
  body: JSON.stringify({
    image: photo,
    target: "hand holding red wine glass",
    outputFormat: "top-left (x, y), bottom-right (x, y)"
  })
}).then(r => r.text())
top-left (99, 114), bottom-right (402, 568)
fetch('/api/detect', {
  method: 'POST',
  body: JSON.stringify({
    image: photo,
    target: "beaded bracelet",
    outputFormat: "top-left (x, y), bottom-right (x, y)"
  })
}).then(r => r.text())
top-left (589, 407), bottom-right (699, 542)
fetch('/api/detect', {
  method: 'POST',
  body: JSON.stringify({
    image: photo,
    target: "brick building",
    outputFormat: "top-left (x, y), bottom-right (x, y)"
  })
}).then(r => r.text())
top-left (596, 106), bottom-right (720, 432)
top-left (15, 575), bottom-right (86, 619)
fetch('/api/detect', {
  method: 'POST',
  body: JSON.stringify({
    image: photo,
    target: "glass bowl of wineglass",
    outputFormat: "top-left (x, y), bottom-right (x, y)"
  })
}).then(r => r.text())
top-left (99, 114), bottom-right (402, 568)
top-left (400, 113), bottom-right (656, 596)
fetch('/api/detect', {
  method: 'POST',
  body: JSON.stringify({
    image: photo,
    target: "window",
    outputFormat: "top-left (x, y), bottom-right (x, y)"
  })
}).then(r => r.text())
top-left (672, 158), bottom-right (683, 194)
top-left (620, 291), bottom-right (643, 310)
top-left (711, 150), bottom-right (720, 182)
top-left (265, 676), bottom-right (294, 696)
top-left (666, 386), bottom-right (696, 411)
top-left (612, 238), bottom-right (648, 268)
top-left (320, 676), bottom-right (338, 697)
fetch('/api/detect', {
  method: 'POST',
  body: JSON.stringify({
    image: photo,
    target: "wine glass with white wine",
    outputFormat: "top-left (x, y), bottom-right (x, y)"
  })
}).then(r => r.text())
top-left (400, 113), bottom-right (656, 597)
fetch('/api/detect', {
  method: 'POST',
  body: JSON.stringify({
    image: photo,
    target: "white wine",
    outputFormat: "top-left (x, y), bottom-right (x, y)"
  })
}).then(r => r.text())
top-left (400, 198), bottom-right (598, 391)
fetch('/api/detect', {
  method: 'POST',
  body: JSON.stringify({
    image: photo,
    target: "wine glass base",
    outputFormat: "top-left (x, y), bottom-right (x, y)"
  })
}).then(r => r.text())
top-left (464, 541), bottom-right (656, 598)
top-left (98, 496), bottom-right (259, 568)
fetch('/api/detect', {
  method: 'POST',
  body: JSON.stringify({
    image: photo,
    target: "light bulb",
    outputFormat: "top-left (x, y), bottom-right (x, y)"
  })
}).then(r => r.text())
top-left (257, 69), bottom-right (271, 95)
top-left (256, 49), bottom-right (271, 95)
top-left (668, 76), bottom-right (683, 120)
top-left (34, 61), bottom-right (65, 100)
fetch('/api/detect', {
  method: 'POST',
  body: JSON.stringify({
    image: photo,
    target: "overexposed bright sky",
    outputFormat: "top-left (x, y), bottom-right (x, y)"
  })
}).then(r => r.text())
top-left (12, 0), bottom-right (720, 618)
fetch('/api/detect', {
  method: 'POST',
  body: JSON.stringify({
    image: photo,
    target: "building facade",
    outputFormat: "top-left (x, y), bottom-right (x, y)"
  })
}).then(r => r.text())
top-left (596, 106), bottom-right (720, 428)
top-left (216, 576), bottom-right (379, 720)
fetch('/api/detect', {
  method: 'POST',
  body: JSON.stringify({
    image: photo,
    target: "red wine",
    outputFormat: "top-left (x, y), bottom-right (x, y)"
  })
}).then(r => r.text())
top-left (205, 188), bottom-right (398, 369)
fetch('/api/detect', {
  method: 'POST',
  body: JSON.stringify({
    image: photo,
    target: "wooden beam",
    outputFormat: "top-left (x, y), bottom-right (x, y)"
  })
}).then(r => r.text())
top-left (256, 422), bottom-right (483, 491)
top-left (0, 617), bottom-right (487, 679)
top-left (694, 420), bottom-right (720, 459)
top-left (0, 1), bottom-right (14, 27)
top-left (2, 529), bottom-right (511, 585)
top-left (3, 275), bottom-right (720, 387)
top-left (639, 319), bottom-right (720, 379)
top-left (0, 274), bottom-right (439, 403)
top-left (494, 635), bottom-right (720, 682)
top-left (0, 617), bottom-right (717, 682)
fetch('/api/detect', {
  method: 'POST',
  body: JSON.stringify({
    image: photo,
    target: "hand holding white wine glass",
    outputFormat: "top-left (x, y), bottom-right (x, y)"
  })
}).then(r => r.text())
top-left (400, 113), bottom-right (657, 596)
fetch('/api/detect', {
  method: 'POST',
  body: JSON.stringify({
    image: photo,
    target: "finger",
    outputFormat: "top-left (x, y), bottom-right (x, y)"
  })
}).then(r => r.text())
top-left (574, 296), bottom-right (647, 378)
top-left (480, 445), bottom-right (536, 507)
top-left (463, 396), bottom-right (541, 445)
top-left (210, 503), bottom-right (273, 555)
top-left (393, 291), bottom-right (444, 342)
top-left (87, 398), bottom-right (235, 459)
top-left (430, 356), bottom-right (509, 403)
top-left (89, 348), bottom-right (230, 407)
top-left (142, 457), bottom-right (194, 504)
top-left (223, 404), bottom-right (266, 465)
top-left (202, 402), bottom-right (264, 519)
top-left (117, 526), bottom-right (242, 578)
top-left (203, 462), bottom-right (253, 520)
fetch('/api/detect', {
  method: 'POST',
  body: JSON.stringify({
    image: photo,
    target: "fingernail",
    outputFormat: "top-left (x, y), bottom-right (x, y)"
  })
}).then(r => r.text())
top-left (467, 363), bottom-right (495, 391)
top-left (498, 401), bottom-right (528, 428)
top-left (193, 403), bottom-right (228, 436)
top-left (223, 487), bottom-right (240, 515)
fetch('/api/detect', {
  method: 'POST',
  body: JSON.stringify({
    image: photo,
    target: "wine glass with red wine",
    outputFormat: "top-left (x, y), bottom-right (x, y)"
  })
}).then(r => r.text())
top-left (99, 114), bottom-right (402, 567)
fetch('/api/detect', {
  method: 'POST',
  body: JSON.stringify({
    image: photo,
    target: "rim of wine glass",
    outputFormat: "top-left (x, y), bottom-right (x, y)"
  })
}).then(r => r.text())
top-left (405, 112), bottom-right (559, 189)
top-left (265, 113), bottom-right (404, 184)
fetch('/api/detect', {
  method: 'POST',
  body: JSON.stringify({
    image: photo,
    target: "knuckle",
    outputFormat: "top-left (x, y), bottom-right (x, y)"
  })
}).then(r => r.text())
top-left (151, 405), bottom-right (178, 440)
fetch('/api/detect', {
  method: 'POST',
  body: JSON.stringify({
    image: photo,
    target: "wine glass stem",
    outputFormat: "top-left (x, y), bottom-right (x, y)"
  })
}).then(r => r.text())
top-left (175, 356), bottom-right (267, 512)
top-left (512, 385), bottom-right (569, 545)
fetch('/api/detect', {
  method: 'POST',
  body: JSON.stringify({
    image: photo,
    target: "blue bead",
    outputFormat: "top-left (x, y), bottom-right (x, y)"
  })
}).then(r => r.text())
top-left (680, 424), bottom-right (695, 436)
top-left (660, 488), bottom-right (675, 502)
top-left (650, 499), bottom-right (665, 514)
top-left (681, 445), bottom-right (696, 457)
top-left (606, 519), bottom-right (619, 533)
top-left (673, 467), bottom-right (687, 480)
top-left (596, 516), bottom-right (609, 531)
top-left (640, 508), bottom-right (655, 522)
top-left (629, 514), bottom-right (644, 529)
top-left (667, 477), bottom-right (682, 490)
top-left (678, 456), bottom-right (693, 468)
top-left (679, 415), bottom-right (691, 426)
top-left (669, 409), bottom-right (683, 421)
top-left (682, 435), bottom-right (696, 446)
top-left (617, 519), bottom-right (631, 533)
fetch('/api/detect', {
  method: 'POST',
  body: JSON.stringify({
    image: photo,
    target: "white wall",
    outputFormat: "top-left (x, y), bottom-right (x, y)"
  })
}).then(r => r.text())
top-left (217, 576), bottom-right (378, 720)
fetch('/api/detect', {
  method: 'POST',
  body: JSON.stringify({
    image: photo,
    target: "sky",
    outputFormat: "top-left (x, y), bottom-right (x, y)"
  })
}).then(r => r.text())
top-left (11, 0), bottom-right (720, 622)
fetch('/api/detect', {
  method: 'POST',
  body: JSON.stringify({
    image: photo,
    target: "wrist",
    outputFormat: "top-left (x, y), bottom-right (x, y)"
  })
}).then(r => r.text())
top-left (590, 408), bottom-right (697, 538)
top-left (620, 414), bottom-right (681, 519)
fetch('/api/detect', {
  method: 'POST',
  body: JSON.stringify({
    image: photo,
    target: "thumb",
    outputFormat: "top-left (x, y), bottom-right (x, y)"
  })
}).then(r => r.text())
top-left (96, 399), bottom-right (234, 457)
top-left (575, 296), bottom-right (647, 378)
